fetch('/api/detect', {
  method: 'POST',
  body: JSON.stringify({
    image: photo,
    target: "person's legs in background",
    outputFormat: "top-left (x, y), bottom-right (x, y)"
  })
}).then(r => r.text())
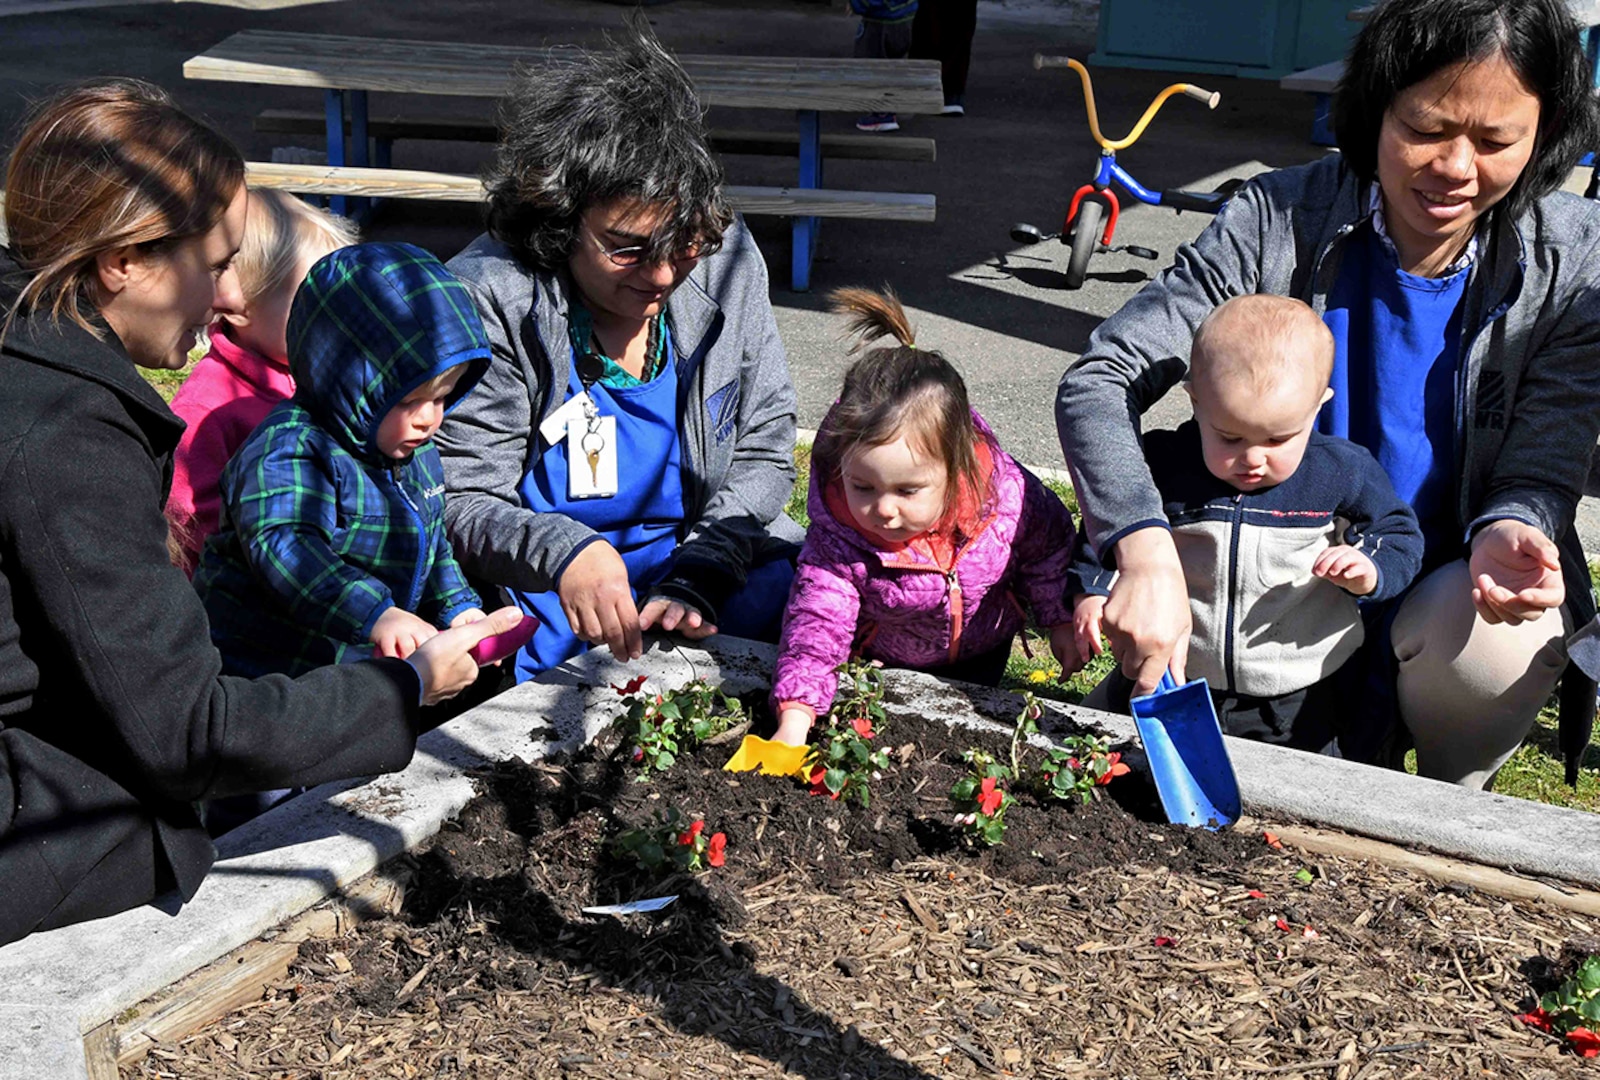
top-left (855, 16), bottom-right (915, 131)
top-left (1392, 559), bottom-right (1569, 789)
top-left (913, 0), bottom-right (977, 114)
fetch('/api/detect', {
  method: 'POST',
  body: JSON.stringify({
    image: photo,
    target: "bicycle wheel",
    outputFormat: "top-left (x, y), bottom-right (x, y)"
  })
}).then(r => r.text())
top-left (1065, 199), bottom-right (1104, 290)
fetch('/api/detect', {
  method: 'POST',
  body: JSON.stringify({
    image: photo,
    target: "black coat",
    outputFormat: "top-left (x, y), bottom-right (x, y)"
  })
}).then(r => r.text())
top-left (0, 254), bottom-right (424, 945)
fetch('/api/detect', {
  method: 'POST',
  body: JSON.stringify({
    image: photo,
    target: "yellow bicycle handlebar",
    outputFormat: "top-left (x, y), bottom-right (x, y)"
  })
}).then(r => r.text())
top-left (1034, 55), bottom-right (1219, 152)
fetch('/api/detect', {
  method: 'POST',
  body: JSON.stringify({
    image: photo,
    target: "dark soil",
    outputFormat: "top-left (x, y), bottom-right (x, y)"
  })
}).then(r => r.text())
top-left (123, 708), bottom-right (1600, 1079)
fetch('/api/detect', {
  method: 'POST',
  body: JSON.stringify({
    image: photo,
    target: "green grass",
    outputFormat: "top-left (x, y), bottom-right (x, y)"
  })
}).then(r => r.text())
top-left (789, 441), bottom-right (1598, 812)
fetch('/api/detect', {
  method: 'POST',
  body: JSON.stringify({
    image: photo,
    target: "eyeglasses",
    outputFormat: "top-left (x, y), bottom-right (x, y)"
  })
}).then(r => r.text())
top-left (583, 227), bottom-right (721, 268)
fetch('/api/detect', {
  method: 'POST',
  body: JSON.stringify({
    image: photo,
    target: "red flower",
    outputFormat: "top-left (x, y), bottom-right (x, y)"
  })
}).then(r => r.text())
top-left (707, 832), bottom-right (727, 867)
top-left (978, 777), bottom-right (1004, 817)
top-left (1567, 1028), bottom-right (1600, 1057)
top-left (689, 819), bottom-right (705, 839)
top-left (1247, 890), bottom-right (1266, 899)
top-left (850, 716), bottom-right (875, 739)
top-left (1096, 752), bottom-right (1132, 785)
top-left (612, 675), bottom-right (647, 695)
top-left (808, 766), bottom-right (841, 800)
top-left (1153, 936), bottom-right (1177, 948)
top-left (1274, 918), bottom-right (1292, 933)
top-left (1516, 1009), bottom-right (1554, 1033)
top-left (677, 831), bottom-right (694, 847)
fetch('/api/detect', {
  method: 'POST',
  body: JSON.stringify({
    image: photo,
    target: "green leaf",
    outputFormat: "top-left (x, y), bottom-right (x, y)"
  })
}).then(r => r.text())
top-left (654, 751), bottom-right (676, 771)
top-left (951, 777), bottom-right (977, 801)
top-left (1294, 869), bottom-right (1314, 885)
top-left (1582, 997), bottom-right (1600, 1022)
top-left (824, 768), bottom-right (848, 794)
top-left (1579, 957), bottom-right (1600, 993)
top-left (982, 817), bottom-right (1006, 845)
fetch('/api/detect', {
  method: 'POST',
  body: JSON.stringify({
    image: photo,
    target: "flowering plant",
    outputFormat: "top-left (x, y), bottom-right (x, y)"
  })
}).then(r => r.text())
top-left (1039, 735), bottom-right (1132, 804)
top-left (1519, 954), bottom-right (1600, 1057)
top-left (949, 748), bottom-right (1013, 846)
top-left (614, 677), bottom-right (744, 780)
top-left (612, 805), bottom-right (727, 874)
top-left (804, 660), bottom-right (892, 806)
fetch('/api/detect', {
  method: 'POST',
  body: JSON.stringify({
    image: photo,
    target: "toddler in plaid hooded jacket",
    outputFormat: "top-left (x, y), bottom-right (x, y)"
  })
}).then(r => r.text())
top-left (195, 243), bottom-right (491, 678)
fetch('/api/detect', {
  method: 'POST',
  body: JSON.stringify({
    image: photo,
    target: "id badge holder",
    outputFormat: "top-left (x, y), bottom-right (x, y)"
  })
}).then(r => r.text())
top-left (567, 413), bottom-right (618, 499)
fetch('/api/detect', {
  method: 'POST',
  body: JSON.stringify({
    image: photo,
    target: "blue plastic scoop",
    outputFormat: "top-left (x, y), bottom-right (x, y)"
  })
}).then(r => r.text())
top-left (1129, 670), bottom-right (1241, 830)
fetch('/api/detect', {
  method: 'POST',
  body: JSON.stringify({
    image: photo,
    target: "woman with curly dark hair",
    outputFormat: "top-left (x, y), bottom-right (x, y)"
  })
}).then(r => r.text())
top-left (437, 28), bottom-right (802, 680)
top-left (1056, 0), bottom-right (1600, 789)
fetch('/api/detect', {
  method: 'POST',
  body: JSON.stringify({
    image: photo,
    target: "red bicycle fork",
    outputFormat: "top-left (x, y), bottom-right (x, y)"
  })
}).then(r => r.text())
top-left (1065, 184), bottom-right (1121, 245)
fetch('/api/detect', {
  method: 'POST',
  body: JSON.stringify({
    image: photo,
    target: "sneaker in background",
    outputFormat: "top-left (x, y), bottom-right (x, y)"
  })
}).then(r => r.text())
top-left (856, 113), bottom-right (900, 132)
top-left (940, 96), bottom-right (965, 117)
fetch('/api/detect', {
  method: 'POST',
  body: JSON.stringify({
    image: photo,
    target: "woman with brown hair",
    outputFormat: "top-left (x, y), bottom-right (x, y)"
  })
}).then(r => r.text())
top-left (0, 79), bottom-right (520, 946)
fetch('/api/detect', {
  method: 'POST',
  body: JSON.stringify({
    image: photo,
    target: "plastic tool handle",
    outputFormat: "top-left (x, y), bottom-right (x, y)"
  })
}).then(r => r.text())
top-left (1157, 668), bottom-right (1180, 694)
top-left (1034, 53), bottom-right (1074, 69)
top-left (1183, 84), bottom-right (1221, 109)
top-left (468, 614), bottom-right (540, 666)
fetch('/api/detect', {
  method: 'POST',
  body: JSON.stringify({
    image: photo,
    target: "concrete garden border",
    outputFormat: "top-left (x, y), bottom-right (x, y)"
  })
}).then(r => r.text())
top-left (2, 634), bottom-right (1597, 1078)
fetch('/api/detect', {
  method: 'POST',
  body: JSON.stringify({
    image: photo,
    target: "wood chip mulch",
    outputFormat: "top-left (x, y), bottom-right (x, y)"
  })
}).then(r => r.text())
top-left (122, 710), bottom-right (1600, 1079)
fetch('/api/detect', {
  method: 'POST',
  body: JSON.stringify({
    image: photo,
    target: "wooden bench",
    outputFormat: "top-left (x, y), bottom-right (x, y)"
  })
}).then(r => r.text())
top-left (186, 30), bottom-right (945, 290)
top-left (253, 110), bottom-right (938, 164)
top-left (242, 161), bottom-right (937, 222)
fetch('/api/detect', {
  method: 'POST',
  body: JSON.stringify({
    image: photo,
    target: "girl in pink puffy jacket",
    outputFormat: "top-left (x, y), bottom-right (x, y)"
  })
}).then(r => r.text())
top-left (166, 190), bottom-right (357, 574)
top-left (770, 287), bottom-right (1079, 744)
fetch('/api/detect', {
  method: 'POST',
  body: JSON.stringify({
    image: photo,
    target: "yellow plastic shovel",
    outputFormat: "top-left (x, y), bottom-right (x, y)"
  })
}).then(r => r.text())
top-left (723, 734), bottom-right (810, 778)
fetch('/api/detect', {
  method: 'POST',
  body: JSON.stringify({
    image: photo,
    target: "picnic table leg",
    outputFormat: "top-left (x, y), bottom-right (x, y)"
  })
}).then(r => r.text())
top-left (1586, 28), bottom-right (1600, 198)
top-left (791, 109), bottom-right (822, 291)
top-left (349, 90), bottom-right (373, 223)
top-left (1309, 92), bottom-right (1334, 147)
top-left (323, 89), bottom-right (346, 217)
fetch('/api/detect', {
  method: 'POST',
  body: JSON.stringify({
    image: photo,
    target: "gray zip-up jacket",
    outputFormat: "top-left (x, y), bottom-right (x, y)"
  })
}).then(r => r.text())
top-left (1057, 153), bottom-right (1600, 777)
top-left (437, 217), bottom-right (803, 623)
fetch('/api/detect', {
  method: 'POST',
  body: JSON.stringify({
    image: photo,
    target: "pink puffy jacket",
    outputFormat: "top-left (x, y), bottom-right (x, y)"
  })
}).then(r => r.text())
top-left (167, 329), bottom-right (295, 575)
top-left (772, 417), bottom-right (1076, 717)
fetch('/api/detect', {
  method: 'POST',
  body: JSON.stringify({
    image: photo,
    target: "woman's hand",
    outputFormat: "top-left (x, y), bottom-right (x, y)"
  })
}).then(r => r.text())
top-left (639, 596), bottom-right (718, 640)
top-left (1103, 527), bottom-right (1191, 696)
top-left (449, 607), bottom-right (487, 628)
top-left (369, 606), bottom-right (439, 660)
top-left (557, 540), bottom-right (643, 661)
top-left (1469, 519), bottom-right (1564, 625)
top-left (409, 606), bottom-right (526, 705)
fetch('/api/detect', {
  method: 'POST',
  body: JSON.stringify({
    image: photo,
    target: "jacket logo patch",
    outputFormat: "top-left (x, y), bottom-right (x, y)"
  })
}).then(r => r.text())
top-left (706, 379), bottom-right (740, 445)
top-left (423, 484), bottom-right (445, 498)
top-left (1475, 370), bottom-right (1506, 431)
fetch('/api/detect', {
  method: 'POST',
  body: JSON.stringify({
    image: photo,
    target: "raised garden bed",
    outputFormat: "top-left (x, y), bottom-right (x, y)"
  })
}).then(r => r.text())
top-left (118, 658), bottom-right (1600, 1079)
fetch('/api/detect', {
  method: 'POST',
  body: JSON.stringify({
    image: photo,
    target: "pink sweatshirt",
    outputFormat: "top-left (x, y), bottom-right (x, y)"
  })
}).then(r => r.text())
top-left (167, 329), bottom-right (295, 575)
top-left (772, 415), bottom-right (1076, 718)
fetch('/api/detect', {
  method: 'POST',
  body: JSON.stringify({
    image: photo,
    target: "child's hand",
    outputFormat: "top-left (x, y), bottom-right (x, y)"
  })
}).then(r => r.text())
top-left (1047, 622), bottom-right (1084, 677)
top-left (449, 607), bottom-right (487, 628)
top-left (639, 596), bottom-right (718, 640)
top-left (1312, 545), bottom-right (1379, 596)
top-left (370, 606), bottom-right (439, 659)
top-left (772, 707), bottom-right (814, 747)
top-left (1073, 593), bottom-right (1108, 666)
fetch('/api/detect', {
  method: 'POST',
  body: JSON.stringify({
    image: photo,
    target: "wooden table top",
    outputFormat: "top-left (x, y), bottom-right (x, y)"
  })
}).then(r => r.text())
top-left (184, 30), bottom-right (946, 114)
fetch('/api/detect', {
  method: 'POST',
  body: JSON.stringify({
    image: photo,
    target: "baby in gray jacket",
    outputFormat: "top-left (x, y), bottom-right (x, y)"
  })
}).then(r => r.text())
top-left (1070, 295), bottom-right (1424, 751)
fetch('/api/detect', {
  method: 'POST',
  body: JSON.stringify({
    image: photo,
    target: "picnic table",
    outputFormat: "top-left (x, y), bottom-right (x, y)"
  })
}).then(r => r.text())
top-left (183, 30), bottom-right (945, 290)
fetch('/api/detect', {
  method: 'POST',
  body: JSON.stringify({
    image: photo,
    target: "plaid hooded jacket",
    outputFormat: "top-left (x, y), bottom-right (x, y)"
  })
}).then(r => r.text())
top-left (195, 243), bottom-right (490, 677)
